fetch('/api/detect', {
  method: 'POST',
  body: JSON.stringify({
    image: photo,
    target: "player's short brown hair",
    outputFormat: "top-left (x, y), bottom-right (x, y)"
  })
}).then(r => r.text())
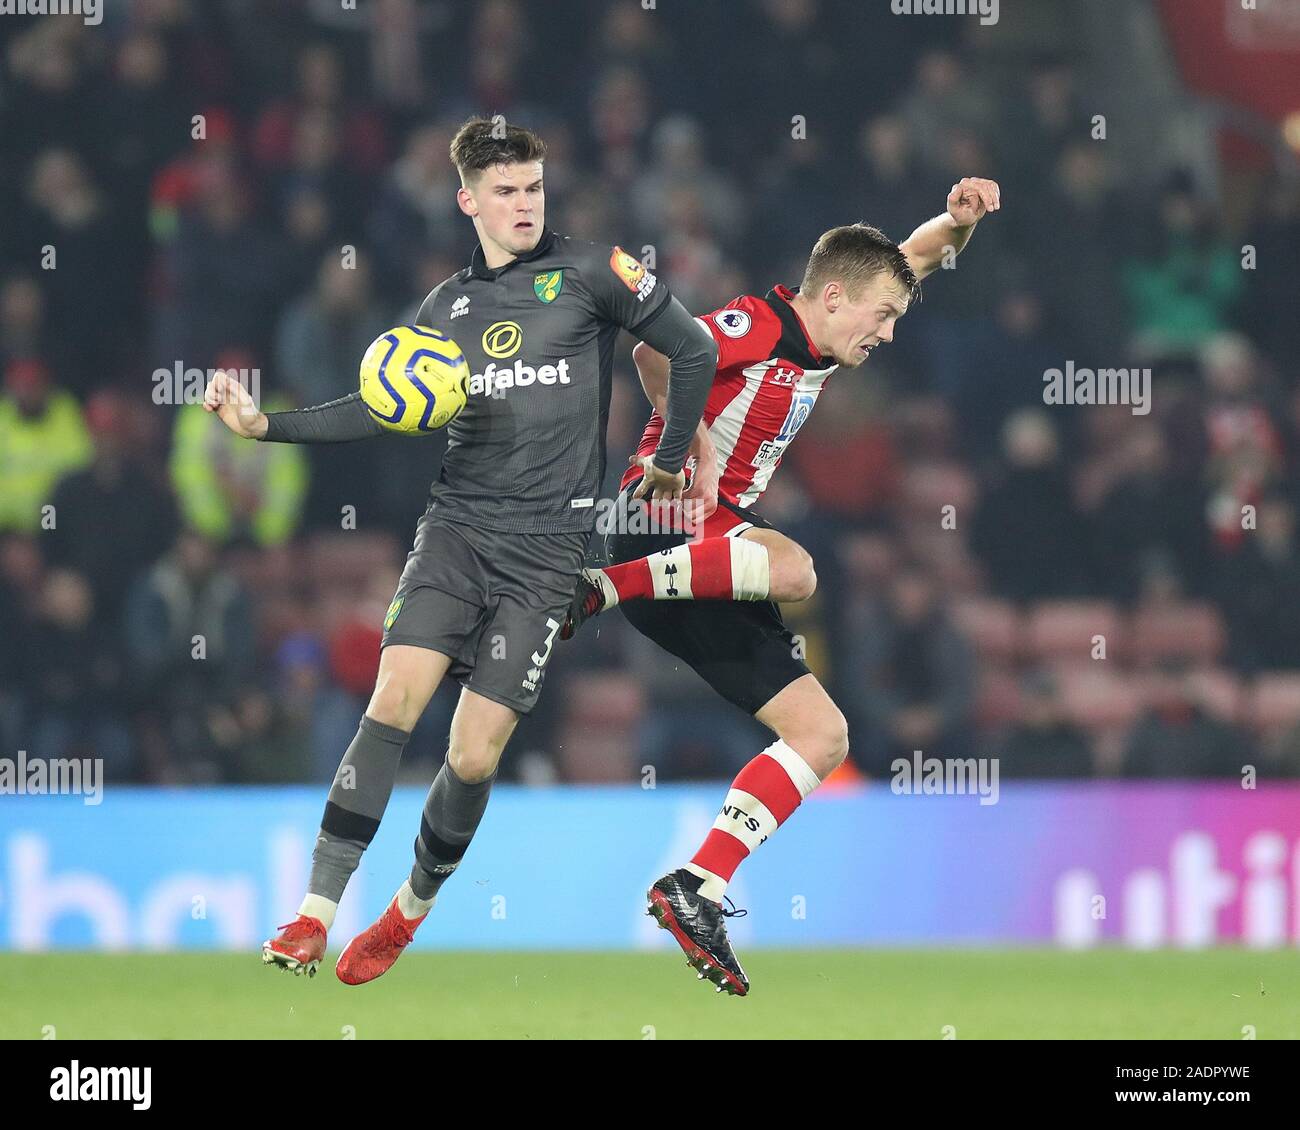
top-left (801, 223), bottom-right (918, 301)
top-left (449, 117), bottom-right (547, 184)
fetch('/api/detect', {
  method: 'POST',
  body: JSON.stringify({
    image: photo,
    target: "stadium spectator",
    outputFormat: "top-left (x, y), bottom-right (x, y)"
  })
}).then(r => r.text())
top-left (169, 353), bottom-right (309, 548)
top-left (0, 275), bottom-right (48, 370)
top-left (1086, 424), bottom-right (1209, 602)
top-left (153, 158), bottom-right (285, 367)
top-left (988, 671), bottom-right (1094, 778)
top-left (23, 149), bottom-right (127, 391)
top-left (854, 113), bottom-right (930, 250)
top-left (274, 250), bottom-right (389, 408)
top-left (1120, 665), bottom-right (1251, 778)
top-left (0, 534), bottom-right (43, 756)
top-left (26, 568), bottom-right (133, 779)
top-left (45, 390), bottom-right (179, 626)
top-left (366, 122), bottom-right (464, 297)
top-left (251, 43), bottom-right (388, 182)
top-left (843, 565), bottom-right (976, 775)
top-left (0, 359), bottom-right (91, 533)
top-left (970, 410), bottom-right (1085, 602)
top-left (123, 529), bottom-right (257, 782)
top-left (897, 50), bottom-right (998, 179)
top-left (1213, 493), bottom-right (1300, 672)
top-left (1122, 171), bottom-right (1244, 354)
top-left (630, 117), bottom-right (745, 251)
top-left (1200, 333), bottom-right (1286, 556)
top-left (1019, 141), bottom-right (1128, 357)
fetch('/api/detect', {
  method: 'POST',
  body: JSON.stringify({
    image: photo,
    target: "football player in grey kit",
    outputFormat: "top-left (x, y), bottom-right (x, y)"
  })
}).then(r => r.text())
top-left (204, 118), bottom-right (716, 983)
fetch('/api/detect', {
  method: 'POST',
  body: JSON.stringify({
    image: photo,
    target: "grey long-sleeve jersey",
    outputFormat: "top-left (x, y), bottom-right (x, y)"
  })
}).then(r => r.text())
top-left (260, 229), bottom-right (716, 534)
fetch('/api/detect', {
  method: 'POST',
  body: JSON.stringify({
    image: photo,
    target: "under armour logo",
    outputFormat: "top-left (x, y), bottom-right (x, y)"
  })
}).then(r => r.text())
top-left (664, 563), bottom-right (679, 597)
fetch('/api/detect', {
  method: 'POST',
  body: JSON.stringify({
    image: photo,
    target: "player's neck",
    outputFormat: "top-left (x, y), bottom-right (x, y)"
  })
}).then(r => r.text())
top-left (788, 291), bottom-right (831, 358)
top-left (481, 241), bottom-right (518, 270)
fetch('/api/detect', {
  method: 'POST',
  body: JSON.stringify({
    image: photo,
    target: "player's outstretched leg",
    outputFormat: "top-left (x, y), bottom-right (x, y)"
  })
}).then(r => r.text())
top-left (648, 675), bottom-right (847, 996)
top-left (562, 528), bottom-right (817, 639)
top-left (561, 537), bottom-right (771, 640)
top-left (263, 645), bottom-right (447, 977)
top-left (335, 687), bottom-right (515, 985)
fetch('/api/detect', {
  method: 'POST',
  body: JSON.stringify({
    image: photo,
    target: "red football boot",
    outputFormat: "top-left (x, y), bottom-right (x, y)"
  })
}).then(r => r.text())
top-left (335, 898), bottom-right (427, 986)
top-left (262, 914), bottom-right (328, 978)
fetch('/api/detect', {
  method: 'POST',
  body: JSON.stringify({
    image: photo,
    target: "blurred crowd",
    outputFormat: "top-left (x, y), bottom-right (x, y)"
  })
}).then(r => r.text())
top-left (2, 0), bottom-right (1299, 785)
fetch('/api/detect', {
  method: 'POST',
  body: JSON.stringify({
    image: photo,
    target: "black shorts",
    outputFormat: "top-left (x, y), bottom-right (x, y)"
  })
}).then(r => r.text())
top-left (382, 513), bottom-right (588, 714)
top-left (604, 484), bottom-right (810, 716)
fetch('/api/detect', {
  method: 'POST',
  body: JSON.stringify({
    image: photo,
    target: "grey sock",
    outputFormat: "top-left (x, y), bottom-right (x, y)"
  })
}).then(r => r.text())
top-left (308, 715), bottom-right (411, 903)
top-left (409, 758), bottom-right (495, 899)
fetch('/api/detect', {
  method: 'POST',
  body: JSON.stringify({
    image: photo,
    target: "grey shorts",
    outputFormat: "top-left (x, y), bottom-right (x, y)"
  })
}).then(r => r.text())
top-left (381, 514), bottom-right (589, 714)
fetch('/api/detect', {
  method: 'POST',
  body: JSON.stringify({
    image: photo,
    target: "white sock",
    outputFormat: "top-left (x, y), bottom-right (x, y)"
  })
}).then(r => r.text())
top-left (395, 878), bottom-right (435, 921)
top-left (683, 862), bottom-right (729, 903)
top-left (298, 893), bottom-right (338, 930)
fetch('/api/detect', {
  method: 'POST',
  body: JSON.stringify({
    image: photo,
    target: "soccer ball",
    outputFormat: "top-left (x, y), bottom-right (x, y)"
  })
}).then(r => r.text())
top-left (358, 326), bottom-right (470, 433)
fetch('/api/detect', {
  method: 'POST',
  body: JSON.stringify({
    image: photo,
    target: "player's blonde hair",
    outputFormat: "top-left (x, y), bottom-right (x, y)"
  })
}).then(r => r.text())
top-left (801, 223), bottom-right (918, 301)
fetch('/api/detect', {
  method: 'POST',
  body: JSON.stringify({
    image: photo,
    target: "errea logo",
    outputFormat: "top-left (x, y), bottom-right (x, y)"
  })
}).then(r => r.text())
top-left (450, 295), bottom-right (470, 320)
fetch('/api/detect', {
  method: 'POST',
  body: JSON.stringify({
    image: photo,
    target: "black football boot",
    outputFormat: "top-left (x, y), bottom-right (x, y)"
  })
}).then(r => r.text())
top-left (560, 568), bottom-right (606, 640)
top-left (647, 869), bottom-right (750, 996)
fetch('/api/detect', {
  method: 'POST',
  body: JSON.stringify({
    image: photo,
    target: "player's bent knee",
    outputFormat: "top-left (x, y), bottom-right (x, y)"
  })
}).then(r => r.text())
top-left (771, 545), bottom-right (817, 603)
top-left (367, 673), bottom-right (425, 732)
top-left (824, 707), bottom-right (850, 771)
top-left (796, 556), bottom-right (818, 602)
top-left (785, 705), bottom-right (849, 777)
top-left (447, 738), bottom-right (505, 783)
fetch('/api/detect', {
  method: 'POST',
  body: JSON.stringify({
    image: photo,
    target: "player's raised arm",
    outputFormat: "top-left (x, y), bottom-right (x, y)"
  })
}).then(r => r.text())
top-left (899, 176), bottom-right (1001, 282)
top-left (203, 370), bottom-right (384, 444)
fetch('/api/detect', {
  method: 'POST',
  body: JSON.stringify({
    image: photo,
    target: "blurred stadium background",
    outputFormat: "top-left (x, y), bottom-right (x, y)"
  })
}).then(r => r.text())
top-left (2, 0), bottom-right (1300, 1035)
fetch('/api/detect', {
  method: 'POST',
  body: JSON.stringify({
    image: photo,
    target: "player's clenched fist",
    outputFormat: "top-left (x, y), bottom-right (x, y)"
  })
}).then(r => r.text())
top-left (204, 370), bottom-right (268, 439)
top-left (946, 176), bottom-right (1001, 226)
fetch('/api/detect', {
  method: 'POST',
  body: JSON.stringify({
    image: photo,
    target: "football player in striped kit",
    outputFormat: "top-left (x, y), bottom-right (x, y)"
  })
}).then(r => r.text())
top-left (562, 178), bottom-right (1001, 995)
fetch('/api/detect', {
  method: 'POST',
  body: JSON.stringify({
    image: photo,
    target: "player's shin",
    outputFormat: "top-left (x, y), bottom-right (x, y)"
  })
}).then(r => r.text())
top-left (598, 537), bottom-right (769, 605)
top-left (684, 738), bottom-right (821, 902)
top-left (407, 758), bottom-right (497, 909)
top-left (303, 715), bottom-right (412, 926)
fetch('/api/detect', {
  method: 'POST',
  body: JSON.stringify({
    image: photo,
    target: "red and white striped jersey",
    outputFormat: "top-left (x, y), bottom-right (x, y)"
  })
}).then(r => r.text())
top-left (621, 285), bottom-right (838, 509)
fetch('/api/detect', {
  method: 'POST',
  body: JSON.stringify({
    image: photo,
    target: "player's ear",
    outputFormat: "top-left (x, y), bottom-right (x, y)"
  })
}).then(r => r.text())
top-left (456, 185), bottom-right (478, 218)
top-left (823, 280), bottom-right (841, 313)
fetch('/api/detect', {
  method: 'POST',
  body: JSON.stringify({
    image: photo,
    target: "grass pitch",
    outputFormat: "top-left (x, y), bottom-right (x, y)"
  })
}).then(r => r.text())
top-left (1, 949), bottom-right (1295, 1040)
